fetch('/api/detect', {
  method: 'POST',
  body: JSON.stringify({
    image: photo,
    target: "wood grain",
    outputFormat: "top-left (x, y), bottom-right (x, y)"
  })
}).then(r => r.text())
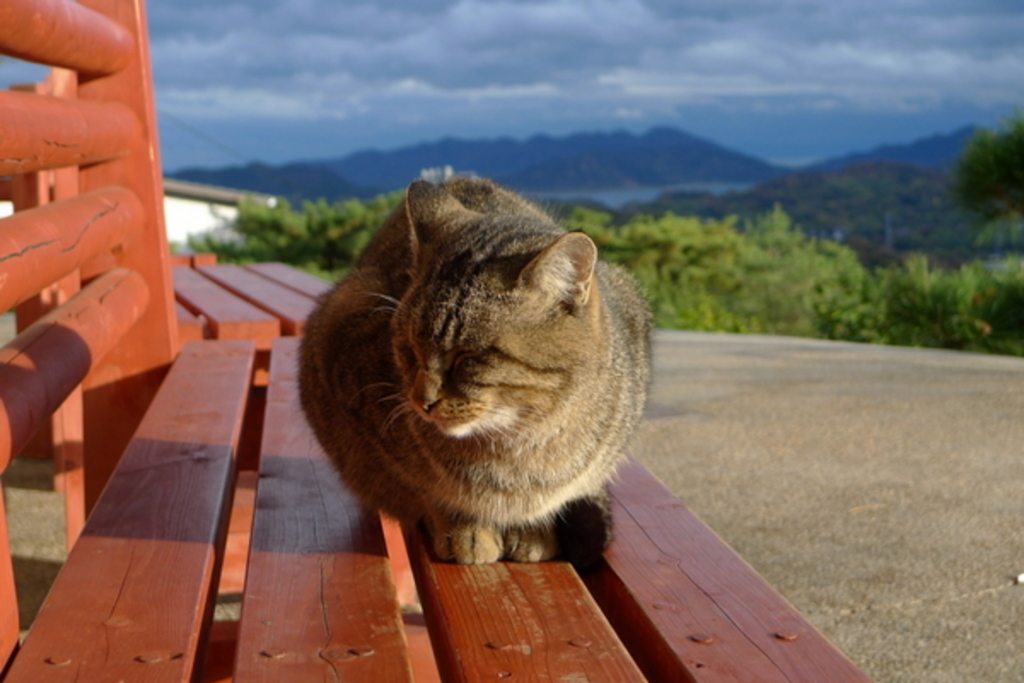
top-left (586, 458), bottom-right (874, 683)
top-left (0, 91), bottom-right (141, 176)
top-left (406, 525), bottom-right (646, 683)
top-left (244, 262), bottom-right (332, 299)
top-left (5, 340), bottom-right (254, 682)
top-left (0, 187), bottom-right (143, 313)
top-left (234, 337), bottom-right (413, 683)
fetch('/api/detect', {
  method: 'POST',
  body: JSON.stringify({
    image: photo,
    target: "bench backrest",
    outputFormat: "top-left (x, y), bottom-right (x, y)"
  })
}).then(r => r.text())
top-left (0, 0), bottom-right (178, 667)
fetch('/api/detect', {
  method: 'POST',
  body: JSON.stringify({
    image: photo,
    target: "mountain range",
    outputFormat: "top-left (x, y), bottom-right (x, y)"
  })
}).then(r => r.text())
top-left (807, 126), bottom-right (976, 172)
top-left (168, 125), bottom-right (976, 205)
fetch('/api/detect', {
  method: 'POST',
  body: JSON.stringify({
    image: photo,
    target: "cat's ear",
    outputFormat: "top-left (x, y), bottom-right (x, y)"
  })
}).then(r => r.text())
top-left (404, 180), bottom-right (477, 258)
top-left (519, 232), bottom-right (598, 311)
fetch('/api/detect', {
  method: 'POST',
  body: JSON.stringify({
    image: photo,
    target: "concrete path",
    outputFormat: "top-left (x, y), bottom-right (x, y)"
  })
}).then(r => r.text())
top-left (636, 330), bottom-right (1024, 682)
top-left (2, 318), bottom-right (1022, 681)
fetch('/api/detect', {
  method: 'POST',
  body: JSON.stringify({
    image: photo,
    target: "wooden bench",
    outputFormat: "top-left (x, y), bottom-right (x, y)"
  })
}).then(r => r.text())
top-left (0, 1), bottom-right (875, 681)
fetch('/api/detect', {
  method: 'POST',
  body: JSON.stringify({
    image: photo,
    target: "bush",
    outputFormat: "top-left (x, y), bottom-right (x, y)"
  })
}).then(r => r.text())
top-left (823, 256), bottom-right (1024, 355)
top-left (192, 190), bottom-right (1024, 357)
top-left (570, 204), bottom-right (868, 335)
top-left (188, 192), bottom-right (403, 278)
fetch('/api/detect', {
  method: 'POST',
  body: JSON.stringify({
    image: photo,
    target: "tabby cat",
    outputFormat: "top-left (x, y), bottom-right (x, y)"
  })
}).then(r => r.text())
top-left (298, 178), bottom-right (651, 570)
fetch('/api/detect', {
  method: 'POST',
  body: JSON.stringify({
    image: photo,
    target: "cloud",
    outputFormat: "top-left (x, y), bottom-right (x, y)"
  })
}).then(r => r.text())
top-left (5, 0), bottom-right (1021, 168)
top-left (142, 0), bottom-right (1024, 124)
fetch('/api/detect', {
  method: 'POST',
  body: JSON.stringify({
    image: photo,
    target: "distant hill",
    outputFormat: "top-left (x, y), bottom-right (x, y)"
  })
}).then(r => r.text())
top-left (626, 161), bottom-right (980, 266)
top-left (810, 126), bottom-right (976, 172)
top-left (323, 127), bottom-right (787, 191)
top-left (498, 128), bottom-right (784, 190)
top-left (170, 161), bottom-right (380, 204)
top-left (166, 124), bottom-right (982, 215)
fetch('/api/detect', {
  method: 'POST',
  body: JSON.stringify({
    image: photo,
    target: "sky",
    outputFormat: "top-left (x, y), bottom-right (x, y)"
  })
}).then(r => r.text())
top-left (2, 0), bottom-right (1023, 172)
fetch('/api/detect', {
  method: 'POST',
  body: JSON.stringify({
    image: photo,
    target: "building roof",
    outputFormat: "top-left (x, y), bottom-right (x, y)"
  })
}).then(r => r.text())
top-left (163, 177), bottom-right (276, 207)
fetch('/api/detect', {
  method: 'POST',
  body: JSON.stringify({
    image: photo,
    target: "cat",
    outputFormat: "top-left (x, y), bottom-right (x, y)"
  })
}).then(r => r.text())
top-left (298, 177), bottom-right (651, 570)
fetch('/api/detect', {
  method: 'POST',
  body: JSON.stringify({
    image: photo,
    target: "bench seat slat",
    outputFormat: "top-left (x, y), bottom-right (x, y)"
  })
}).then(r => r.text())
top-left (588, 458), bottom-right (872, 683)
top-left (405, 527), bottom-right (647, 683)
top-left (197, 264), bottom-right (317, 336)
top-left (234, 337), bottom-right (413, 683)
top-left (4, 340), bottom-right (254, 683)
top-left (244, 262), bottom-right (332, 299)
top-left (174, 266), bottom-right (280, 350)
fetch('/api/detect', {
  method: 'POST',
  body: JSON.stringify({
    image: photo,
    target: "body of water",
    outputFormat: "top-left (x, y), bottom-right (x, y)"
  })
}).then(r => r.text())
top-left (526, 181), bottom-right (755, 209)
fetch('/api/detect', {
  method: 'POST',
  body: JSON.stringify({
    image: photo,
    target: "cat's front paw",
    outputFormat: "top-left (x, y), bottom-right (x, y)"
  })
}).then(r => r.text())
top-left (428, 516), bottom-right (504, 564)
top-left (504, 524), bottom-right (559, 563)
top-left (425, 515), bottom-right (559, 564)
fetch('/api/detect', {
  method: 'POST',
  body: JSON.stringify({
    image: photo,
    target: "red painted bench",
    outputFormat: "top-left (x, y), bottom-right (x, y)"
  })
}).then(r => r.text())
top-left (0, 1), bottom-right (874, 681)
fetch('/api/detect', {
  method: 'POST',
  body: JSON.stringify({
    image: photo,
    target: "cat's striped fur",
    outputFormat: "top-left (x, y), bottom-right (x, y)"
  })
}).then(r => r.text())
top-left (299, 178), bottom-right (651, 569)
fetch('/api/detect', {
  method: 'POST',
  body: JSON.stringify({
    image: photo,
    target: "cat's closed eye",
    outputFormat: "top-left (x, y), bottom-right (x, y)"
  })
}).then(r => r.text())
top-left (451, 351), bottom-right (480, 372)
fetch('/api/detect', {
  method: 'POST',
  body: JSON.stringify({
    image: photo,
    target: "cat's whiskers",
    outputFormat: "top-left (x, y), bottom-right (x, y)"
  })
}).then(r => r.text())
top-left (348, 381), bottom-right (399, 407)
top-left (366, 292), bottom-right (404, 315)
top-left (383, 400), bottom-right (415, 434)
top-left (376, 390), bottom-right (405, 405)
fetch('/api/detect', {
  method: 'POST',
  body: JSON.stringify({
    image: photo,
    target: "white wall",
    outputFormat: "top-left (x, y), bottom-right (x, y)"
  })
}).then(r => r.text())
top-left (163, 196), bottom-right (239, 250)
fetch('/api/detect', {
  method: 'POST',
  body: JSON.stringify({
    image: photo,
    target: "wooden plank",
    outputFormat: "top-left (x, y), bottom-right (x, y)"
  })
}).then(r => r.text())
top-left (0, 91), bottom-right (141, 176)
top-left (244, 262), bottom-right (331, 299)
top-left (405, 526), bottom-right (646, 683)
top-left (5, 340), bottom-right (254, 683)
top-left (197, 264), bottom-right (317, 335)
top-left (174, 266), bottom-right (280, 350)
top-left (77, 0), bottom-right (182, 515)
top-left (0, 186), bottom-right (143, 313)
top-left (234, 336), bottom-right (413, 683)
top-left (40, 73), bottom-right (87, 547)
top-left (0, 0), bottom-right (134, 76)
top-left (586, 458), bottom-right (873, 683)
top-left (7, 74), bottom-right (88, 546)
top-left (0, 490), bottom-right (20, 672)
top-left (0, 268), bottom-right (148, 471)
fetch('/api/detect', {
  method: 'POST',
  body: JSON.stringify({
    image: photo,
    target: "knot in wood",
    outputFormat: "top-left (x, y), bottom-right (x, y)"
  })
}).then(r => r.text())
top-left (688, 634), bottom-right (716, 645)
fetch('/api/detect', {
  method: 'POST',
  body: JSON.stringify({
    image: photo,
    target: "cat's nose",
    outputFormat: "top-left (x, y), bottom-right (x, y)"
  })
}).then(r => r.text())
top-left (422, 398), bottom-right (439, 414)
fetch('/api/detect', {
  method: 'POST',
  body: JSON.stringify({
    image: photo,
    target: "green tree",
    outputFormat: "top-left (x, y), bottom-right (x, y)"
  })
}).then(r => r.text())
top-left (952, 111), bottom-right (1024, 247)
top-left (569, 204), bottom-right (869, 335)
top-left (188, 191), bottom-right (403, 278)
